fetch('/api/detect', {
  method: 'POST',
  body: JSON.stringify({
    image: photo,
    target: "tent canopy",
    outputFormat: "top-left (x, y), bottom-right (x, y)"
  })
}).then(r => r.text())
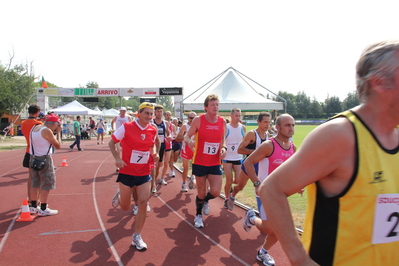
top-left (102, 108), bottom-right (119, 117)
top-left (49, 100), bottom-right (103, 115)
top-left (182, 67), bottom-right (285, 112)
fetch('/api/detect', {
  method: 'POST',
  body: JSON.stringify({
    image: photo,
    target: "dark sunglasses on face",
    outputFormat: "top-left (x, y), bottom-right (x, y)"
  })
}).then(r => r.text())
top-left (188, 117), bottom-right (195, 119)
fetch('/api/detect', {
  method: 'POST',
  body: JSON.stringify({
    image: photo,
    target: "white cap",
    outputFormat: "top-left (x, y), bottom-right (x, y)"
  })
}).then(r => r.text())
top-left (120, 107), bottom-right (127, 111)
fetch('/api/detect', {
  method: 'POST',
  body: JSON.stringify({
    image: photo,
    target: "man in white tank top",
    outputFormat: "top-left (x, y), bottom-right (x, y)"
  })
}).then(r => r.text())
top-left (222, 108), bottom-right (245, 209)
top-left (111, 107), bottom-right (132, 172)
top-left (29, 114), bottom-right (62, 216)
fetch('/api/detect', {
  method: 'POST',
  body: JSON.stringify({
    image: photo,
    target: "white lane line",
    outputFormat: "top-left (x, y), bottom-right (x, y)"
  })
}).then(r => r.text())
top-left (0, 209), bottom-right (21, 253)
top-left (40, 229), bottom-right (102, 235)
top-left (92, 154), bottom-right (123, 266)
top-left (156, 195), bottom-right (250, 266)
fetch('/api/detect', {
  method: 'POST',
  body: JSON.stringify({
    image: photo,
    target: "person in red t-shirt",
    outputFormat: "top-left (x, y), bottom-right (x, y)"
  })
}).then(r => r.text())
top-left (21, 104), bottom-right (43, 207)
top-left (184, 94), bottom-right (227, 228)
top-left (109, 102), bottom-right (159, 251)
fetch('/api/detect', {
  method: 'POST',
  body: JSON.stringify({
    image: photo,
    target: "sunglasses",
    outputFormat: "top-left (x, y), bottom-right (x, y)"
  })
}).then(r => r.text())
top-left (188, 116), bottom-right (195, 119)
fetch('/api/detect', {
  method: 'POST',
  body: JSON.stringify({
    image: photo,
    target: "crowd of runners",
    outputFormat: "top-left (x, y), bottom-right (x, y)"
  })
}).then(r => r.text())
top-left (20, 40), bottom-right (399, 266)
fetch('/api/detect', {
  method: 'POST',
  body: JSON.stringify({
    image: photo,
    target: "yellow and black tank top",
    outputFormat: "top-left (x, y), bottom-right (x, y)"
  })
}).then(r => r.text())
top-left (302, 110), bottom-right (399, 266)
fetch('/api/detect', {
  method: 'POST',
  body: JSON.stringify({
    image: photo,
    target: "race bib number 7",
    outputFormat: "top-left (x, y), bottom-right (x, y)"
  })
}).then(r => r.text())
top-left (203, 142), bottom-right (220, 155)
top-left (372, 194), bottom-right (399, 244)
top-left (130, 150), bottom-right (150, 164)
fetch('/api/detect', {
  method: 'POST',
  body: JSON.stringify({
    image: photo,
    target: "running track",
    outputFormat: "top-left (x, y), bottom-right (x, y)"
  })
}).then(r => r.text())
top-left (0, 139), bottom-right (290, 265)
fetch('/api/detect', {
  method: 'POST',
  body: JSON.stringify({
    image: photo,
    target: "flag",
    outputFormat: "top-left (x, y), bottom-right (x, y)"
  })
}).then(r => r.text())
top-left (41, 76), bottom-right (48, 88)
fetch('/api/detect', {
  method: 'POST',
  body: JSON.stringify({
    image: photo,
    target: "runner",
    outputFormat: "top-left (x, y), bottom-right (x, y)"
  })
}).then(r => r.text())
top-left (222, 108), bottom-right (245, 209)
top-left (152, 105), bottom-right (171, 191)
top-left (241, 114), bottom-right (297, 266)
top-left (111, 107), bottom-right (132, 172)
top-left (176, 111), bottom-right (196, 192)
top-left (184, 94), bottom-right (227, 228)
top-left (109, 102), bottom-right (159, 251)
top-left (226, 112), bottom-right (271, 210)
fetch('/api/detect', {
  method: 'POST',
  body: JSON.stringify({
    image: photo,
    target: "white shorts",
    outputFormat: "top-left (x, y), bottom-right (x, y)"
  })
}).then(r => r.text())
top-left (256, 196), bottom-right (268, 220)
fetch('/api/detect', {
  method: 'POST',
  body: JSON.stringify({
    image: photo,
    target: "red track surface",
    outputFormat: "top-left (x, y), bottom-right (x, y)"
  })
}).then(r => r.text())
top-left (0, 139), bottom-right (290, 265)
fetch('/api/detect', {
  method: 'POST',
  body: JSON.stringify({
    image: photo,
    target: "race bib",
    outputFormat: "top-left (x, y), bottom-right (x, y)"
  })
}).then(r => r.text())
top-left (159, 135), bottom-right (165, 143)
top-left (372, 194), bottom-right (399, 244)
top-left (203, 142), bottom-right (219, 155)
top-left (130, 150), bottom-right (150, 164)
top-left (227, 142), bottom-right (239, 152)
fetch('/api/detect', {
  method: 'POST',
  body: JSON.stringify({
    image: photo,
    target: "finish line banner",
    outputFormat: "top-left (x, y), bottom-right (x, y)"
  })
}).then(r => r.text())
top-left (36, 87), bottom-right (183, 97)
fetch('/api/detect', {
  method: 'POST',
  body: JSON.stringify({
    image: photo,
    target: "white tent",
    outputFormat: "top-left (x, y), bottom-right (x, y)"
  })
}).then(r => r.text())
top-left (182, 67), bottom-right (285, 112)
top-left (49, 100), bottom-right (103, 115)
top-left (102, 108), bottom-right (119, 117)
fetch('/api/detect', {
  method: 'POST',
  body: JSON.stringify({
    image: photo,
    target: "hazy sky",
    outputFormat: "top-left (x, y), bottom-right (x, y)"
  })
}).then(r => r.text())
top-left (2, 0), bottom-right (398, 101)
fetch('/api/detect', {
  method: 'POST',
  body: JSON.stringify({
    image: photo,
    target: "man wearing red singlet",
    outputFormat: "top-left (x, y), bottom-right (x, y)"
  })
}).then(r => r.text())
top-left (184, 94), bottom-right (227, 228)
top-left (109, 102), bottom-right (159, 251)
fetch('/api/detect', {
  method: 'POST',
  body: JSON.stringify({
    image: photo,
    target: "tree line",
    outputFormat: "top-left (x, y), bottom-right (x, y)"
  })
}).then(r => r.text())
top-left (0, 59), bottom-right (357, 118)
top-left (274, 91), bottom-right (359, 119)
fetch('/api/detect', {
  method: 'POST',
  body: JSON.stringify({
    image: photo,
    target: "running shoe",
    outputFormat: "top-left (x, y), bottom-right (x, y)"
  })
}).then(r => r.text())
top-left (202, 201), bottom-right (210, 215)
top-left (223, 199), bottom-right (228, 209)
top-left (226, 194), bottom-right (235, 211)
top-left (29, 206), bottom-right (38, 214)
top-left (37, 207), bottom-right (58, 216)
top-left (111, 188), bottom-right (120, 208)
top-left (133, 204), bottom-right (138, 216)
top-left (160, 178), bottom-right (168, 185)
top-left (151, 187), bottom-right (157, 194)
top-left (242, 209), bottom-right (256, 232)
top-left (181, 183), bottom-right (188, 192)
top-left (194, 214), bottom-right (204, 228)
top-left (132, 234), bottom-right (147, 251)
top-left (147, 202), bottom-right (151, 212)
top-left (257, 250), bottom-right (276, 266)
top-left (116, 168), bottom-right (119, 173)
top-left (171, 170), bottom-right (175, 177)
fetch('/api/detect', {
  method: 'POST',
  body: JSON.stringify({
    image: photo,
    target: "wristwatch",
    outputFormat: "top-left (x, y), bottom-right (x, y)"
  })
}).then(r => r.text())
top-left (253, 181), bottom-right (261, 187)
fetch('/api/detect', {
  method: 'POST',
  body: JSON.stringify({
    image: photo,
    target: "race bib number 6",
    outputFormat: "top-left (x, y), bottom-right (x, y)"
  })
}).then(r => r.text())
top-left (372, 194), bottom-right (399, 244)
top-left (203, 142), bottom-right (220, 155)
top-left (130, 150), bottom-right (150, 164)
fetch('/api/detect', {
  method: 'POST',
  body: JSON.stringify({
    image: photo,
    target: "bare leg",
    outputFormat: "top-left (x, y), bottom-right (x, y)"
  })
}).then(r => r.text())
top-left (134, 181), bottom-right (151, 234)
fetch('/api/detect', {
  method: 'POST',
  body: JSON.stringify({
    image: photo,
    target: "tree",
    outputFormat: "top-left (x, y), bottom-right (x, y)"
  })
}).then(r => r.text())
top-left (274, 91), bottom-right (296, 116)
top-left (342, 91), bottom-right (359, 110)
top-left (157, 96), bottom-right (174, 114)
top-left (295, 91), bottom-right (311, 118)
top-left (324, 95), bottom-right (342, 117)
top-left (308, 97), bottom-right (323, 118)
top-left (0, 62), bottom-right (36, 117)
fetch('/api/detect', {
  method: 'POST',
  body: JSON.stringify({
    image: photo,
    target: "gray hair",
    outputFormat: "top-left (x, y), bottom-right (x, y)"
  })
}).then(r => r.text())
top-left (356, 40), bottom-right (399, 102)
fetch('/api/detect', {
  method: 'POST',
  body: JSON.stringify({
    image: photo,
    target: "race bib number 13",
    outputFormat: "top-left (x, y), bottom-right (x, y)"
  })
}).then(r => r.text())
top-left (203, 142), bottom-right (220, 155)
top-left (372, 194), bottom-right (399, 244)
top-left (130, 150), bottom-right (150, 164)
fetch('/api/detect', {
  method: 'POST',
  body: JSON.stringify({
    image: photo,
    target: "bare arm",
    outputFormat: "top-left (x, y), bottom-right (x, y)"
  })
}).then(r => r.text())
top-left (220, 118), bottom-right (228, 159)
top-left (43, 127), bottom-right (62, 149)
top-left (111, 117), bottom-right (117, 130)
top-left (108, 138), bottom-right (126, 169)
top-left (260, 118), bottom-right (355, 265)
top-left (237, 131), bottom-right (255, 155)
top-left (244, 140), bottom-right (273, 184)
top-left (176, 124), bottom-right (187, 142)
top-left (185, 117), bottom-right (200, 149)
